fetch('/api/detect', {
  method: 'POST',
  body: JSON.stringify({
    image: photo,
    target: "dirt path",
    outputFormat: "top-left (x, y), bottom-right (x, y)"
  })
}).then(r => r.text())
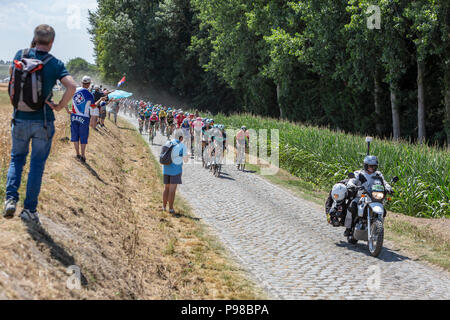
top-left (122, 112), bottom-right (450, 300)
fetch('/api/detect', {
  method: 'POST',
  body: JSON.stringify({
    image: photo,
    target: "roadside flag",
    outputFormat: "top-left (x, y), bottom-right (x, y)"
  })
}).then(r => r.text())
top-left (117, 76), bottom-right (126, 88)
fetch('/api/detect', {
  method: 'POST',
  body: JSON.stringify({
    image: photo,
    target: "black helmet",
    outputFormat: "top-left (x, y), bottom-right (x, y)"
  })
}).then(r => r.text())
top-left (364, 155), bottom-right (378, 171)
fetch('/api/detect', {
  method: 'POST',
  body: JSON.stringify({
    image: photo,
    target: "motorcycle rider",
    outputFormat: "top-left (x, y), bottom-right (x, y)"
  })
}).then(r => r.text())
top-left (343, 155), bottom-right (393, 237)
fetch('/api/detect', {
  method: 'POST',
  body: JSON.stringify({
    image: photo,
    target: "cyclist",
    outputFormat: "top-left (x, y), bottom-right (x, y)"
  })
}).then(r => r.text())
top-left (149, 111), bottom-right (159, 138)
top-left (210, 124), bottom-right (225, 169)
top-left (144, 106), bottom-right (152, 133)
top-left (138, 106), bottom-right (145, 134)
top-left (192, 117), bottom-right (203, 160)
top-left (181, 117), bottom-right (192, 156)
top-left (176, 110), bottom-right (185, 128)
top-left (236, 125), bottom-right (249, 168)
top-left (166, 109), bottom-right (175, 137)
top-left (202, 119), bottom-right (214, 167)
top-left (159, 108), bottom-right (167, 134)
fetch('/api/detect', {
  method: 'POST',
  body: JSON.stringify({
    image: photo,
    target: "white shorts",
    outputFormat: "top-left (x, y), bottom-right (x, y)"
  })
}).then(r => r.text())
top-left (182, 129), bottom-right (190, 139)
top-left (89, 106), bottom-right (99, 117)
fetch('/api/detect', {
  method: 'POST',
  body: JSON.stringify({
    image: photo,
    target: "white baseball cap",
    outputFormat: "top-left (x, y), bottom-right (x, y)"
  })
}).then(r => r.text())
top-left (82, 76), bottom-right (91, 84)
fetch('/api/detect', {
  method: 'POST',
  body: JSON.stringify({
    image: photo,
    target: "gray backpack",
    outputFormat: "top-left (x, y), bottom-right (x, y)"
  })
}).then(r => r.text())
top-left (9, 48), bottom-right (53, 113)
top-left (160, 141), bottom-right (176, 165)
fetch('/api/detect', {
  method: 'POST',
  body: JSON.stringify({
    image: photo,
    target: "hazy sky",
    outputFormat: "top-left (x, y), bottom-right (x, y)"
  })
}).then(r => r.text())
top-left (0, 0), bottom-right (98, 64)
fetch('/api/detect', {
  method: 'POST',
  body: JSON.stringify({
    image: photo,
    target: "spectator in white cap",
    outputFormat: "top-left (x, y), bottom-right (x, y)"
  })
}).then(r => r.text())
top-left (66, 75), bottom-right (105, 162)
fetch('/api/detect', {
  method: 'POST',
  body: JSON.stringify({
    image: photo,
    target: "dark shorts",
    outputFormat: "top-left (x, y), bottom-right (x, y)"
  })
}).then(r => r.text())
top-left (100, 108), bottom-right (107, 119)
top-left (164, 174), bottom-right (182, 185)
top-left (70, 114), bottom-right (90, 144)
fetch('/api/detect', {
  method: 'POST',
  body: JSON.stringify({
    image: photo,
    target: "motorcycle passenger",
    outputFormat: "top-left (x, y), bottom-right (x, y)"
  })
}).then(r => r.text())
top-left (343, 155), bottom-right (393, 237)
top-left (325, 178), bottom-right (352, 226)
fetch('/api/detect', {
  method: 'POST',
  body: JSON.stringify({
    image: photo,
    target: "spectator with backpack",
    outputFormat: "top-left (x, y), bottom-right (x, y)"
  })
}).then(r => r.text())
top-left (3, 24), bottom-right (77, 224)
top-left (160, 129), bottom-right (189, 214)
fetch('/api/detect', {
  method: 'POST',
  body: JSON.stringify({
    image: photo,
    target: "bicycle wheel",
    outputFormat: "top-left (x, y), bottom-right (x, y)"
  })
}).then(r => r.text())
top-left (149, 126), bottom-right (154, 144)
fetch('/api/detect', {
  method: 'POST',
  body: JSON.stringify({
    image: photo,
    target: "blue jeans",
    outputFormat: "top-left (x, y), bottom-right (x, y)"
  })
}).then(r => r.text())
top-left (5, 119), bottom-right (55, 212)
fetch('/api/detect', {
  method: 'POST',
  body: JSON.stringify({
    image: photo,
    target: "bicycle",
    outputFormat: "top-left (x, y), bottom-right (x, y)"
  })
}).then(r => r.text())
top-left (144, 118), bottom-right (150, 134)
top-left (138, 118), bottom-right (143, 134)
top-left (194, 132), bottom-right (202, 160)
top-left (166, 122), bottom-right (174, 139)
top-left (236, 142), bottom-right (246, 172)
top-left (202, 143), bottom-right (210, 169)
top-left (149, 122), bottom-right (156, 145)
top-left (211, 141), bottom-right (223, 177)
top-left (160, 119), bottom-right (166, 135)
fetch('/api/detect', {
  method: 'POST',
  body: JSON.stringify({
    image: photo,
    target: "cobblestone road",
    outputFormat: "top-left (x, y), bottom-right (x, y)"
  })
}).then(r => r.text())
top-left (123, 113), bottom-right (450, 300)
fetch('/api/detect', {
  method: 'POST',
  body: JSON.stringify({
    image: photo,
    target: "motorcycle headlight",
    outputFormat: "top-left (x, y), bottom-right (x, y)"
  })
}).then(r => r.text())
top-left (372, 191), bottom-right (385, 200)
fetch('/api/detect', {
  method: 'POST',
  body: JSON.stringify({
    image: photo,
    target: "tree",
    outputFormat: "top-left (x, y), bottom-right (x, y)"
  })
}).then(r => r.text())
top-left (66, 57), bottom-right (99, 82)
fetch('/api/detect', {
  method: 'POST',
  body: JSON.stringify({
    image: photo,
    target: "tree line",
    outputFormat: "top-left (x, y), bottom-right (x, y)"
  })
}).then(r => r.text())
top-left (88, 0), bottom-right (450, 147)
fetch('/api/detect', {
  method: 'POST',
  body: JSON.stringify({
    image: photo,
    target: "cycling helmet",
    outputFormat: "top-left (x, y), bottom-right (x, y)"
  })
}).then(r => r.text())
top-left (363, 155), bottom-right (378, 171)
top-left (100, 101), bottom-right (106, 107)
top-left (241, 126), bottom-right (247, 131)
top-left (196, 117), bottom-right (202, 121)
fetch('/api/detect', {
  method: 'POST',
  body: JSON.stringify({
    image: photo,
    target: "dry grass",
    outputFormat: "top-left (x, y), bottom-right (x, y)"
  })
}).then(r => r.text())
top-left (0, 92), bottom-right (266, 299)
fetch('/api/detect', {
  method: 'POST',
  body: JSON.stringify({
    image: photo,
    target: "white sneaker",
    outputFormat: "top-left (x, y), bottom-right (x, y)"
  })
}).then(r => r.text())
top-left (3, 198), bottom-right (17, 219)
top-left (20, 209), bottom-right (41, 224)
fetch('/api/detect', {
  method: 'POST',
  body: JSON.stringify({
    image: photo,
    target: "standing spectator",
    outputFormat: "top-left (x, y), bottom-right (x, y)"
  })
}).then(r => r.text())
top-left (162, 130), bottom-right (189, 214)
top-left (91, 85), bottom-right (104, 129)
top-left (3, 24), bottom-right (77, 223)
top-left (87, 83), bottom-right (101, 130)
top-left (99, 101), bottom-right (107, 127)
top-left (99, 88), bottom-right (112, 128)
top-left (67, 76), bottom-right (104, 163)
top-left (108, 98), bottom-right (120, 125)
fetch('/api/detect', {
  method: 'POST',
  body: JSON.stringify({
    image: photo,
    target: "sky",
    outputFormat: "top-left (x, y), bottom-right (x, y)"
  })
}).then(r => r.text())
top-left (0, 0), bottom-right (98, 64)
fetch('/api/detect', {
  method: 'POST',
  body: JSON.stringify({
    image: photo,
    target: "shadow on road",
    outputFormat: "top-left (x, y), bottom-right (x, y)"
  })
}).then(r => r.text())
top-left (218, 175), bottom-right (235, 181)
top-left (336, 241), bottom-right (411, 263)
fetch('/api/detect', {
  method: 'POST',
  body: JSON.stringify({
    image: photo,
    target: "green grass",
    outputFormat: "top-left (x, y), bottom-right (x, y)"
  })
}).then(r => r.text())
top-left (212, 113), bottom-right (449, 218)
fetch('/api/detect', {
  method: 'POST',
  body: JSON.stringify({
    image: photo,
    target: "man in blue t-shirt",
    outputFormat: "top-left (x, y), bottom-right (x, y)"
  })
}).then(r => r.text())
top-left (162, 130), bottom-right (189, 214)
top-left (3, 24), bottom-right (77, 224)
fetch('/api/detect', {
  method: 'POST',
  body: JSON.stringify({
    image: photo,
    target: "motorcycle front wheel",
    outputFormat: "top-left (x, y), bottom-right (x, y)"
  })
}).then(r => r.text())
top-left (368, 219), bottom-right (384, 257)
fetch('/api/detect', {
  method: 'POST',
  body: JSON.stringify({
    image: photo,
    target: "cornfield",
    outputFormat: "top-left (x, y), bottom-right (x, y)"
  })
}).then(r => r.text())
top-left (212, 113), bottom-right (449, 218)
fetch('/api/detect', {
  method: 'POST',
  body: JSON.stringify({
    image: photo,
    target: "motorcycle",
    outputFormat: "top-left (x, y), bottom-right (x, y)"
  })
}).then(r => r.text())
top-left (346, 173), bottom-right (398, 257)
